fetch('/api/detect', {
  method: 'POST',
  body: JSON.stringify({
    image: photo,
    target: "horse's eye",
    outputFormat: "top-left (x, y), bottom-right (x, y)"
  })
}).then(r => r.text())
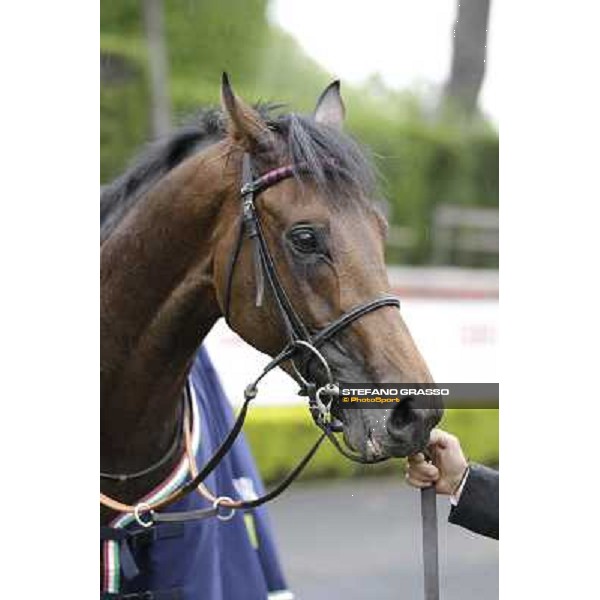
top-left (289, 227), bottom-right (319, 254)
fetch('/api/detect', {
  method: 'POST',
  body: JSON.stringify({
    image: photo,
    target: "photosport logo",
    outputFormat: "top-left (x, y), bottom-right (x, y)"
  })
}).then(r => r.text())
top-left (337, 383), bottom-right (499, 409)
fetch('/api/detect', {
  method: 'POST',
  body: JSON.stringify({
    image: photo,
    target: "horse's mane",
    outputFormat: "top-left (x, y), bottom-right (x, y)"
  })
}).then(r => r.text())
top-left (100, 105), bottom-right (378, 242)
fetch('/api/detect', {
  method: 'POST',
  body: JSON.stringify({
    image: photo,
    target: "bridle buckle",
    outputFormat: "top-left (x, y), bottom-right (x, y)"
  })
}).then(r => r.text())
top-left (310, 383), bottom-right (342, 431)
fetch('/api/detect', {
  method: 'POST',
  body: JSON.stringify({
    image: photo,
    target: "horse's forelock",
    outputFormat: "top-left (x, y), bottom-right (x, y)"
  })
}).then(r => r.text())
top-left (101, 104), bottom-right (381, 243)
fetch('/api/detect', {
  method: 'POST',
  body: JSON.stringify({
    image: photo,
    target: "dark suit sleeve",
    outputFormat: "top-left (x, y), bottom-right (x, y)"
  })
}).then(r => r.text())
top-left (448, 463), bottom-right (498, 539)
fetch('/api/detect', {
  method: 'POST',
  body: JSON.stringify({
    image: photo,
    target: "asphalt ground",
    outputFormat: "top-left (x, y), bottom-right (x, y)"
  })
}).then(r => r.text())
top-left (267, 476), bottom-right (498, 600)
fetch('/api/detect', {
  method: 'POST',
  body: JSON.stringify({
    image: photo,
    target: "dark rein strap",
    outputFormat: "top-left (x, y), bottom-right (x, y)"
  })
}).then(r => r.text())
top-left (125, 379), bottom-right (328, 527)
top-left (154, 434), bottom-right (326, 523)
top-left (154, 385), bottom-right (328, 523)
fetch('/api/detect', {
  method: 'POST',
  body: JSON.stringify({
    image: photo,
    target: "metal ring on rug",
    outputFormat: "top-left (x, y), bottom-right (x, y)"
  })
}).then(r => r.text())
top-left (213, 496), bottom-right (236, 522)
top-left (134, 502), bottom-right (154, 528)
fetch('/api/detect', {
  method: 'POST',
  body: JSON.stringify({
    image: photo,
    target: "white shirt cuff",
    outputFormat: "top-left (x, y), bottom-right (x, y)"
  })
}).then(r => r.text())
top-left (450, 467), bottom-right (470, 506)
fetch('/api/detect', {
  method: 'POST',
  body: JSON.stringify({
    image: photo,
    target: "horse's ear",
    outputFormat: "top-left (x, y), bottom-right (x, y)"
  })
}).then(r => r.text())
top-left (314, 80), bottom-right (345, 129)
top-left (221, 72), bottom-right (271, 148)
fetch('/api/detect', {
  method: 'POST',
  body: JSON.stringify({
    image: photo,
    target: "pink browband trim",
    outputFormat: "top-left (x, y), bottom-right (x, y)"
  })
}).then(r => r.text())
top-left (247, 158), bottom-right (338, 196)
top-left (251, 164), bottom-right (297, 194)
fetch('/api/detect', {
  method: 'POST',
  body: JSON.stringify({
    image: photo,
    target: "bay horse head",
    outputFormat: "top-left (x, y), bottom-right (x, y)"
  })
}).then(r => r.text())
top-left (101, 76), bottom-right (442, 484)
top-left (213, 75), bottom-right (442, 458)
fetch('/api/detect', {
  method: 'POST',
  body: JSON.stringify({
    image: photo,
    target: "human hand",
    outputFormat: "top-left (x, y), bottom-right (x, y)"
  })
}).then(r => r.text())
top-left (405, 429), bottom-right (469, 495)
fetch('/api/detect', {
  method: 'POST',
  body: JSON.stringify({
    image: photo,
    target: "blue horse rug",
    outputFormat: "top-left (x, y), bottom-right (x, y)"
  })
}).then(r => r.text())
top-left (101, 346), bottom-right (293, 600)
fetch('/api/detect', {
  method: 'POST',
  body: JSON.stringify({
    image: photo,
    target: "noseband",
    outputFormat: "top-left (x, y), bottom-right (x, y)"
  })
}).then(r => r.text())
top-left (224, 153), bottom-right (400, 434)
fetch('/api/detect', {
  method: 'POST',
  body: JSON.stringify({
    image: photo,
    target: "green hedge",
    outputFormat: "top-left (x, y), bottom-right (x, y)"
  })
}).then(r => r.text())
top-left (243, 405), bottom-right (498, 484)
top-left (351, 116), bottom-right (499, 265)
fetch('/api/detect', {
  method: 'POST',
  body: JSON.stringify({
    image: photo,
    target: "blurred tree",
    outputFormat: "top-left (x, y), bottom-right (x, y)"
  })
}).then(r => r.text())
top-left (444, 0), bottom-right (491, 118)
top-left (143, 0), bottom-right (172, 136)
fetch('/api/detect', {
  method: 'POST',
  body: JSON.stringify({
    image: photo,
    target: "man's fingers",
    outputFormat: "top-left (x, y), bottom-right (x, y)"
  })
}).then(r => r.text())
top-left (421, 463), bottom-right (440, 480)
top-left (428, 428), bottom-right (460, 452)
top-left (427, 428), bottom-right (448, 449)
top-left (405, 472), bottom-right (433, 489)
top-left (408, 452), bottom-right (426, 465)
top-left (407, 462), bottom-right (439, 481)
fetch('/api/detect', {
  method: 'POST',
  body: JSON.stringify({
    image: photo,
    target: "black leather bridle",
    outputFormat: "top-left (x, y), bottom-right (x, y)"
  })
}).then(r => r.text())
top-left (224, 153), bottom-right (401, 439)
top-left (101, 152), bottom-right (402, 517)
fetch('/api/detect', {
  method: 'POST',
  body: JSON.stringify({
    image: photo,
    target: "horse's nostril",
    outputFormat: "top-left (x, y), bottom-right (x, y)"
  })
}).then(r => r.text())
top-left (387, 397), bottom-right (420, 439)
